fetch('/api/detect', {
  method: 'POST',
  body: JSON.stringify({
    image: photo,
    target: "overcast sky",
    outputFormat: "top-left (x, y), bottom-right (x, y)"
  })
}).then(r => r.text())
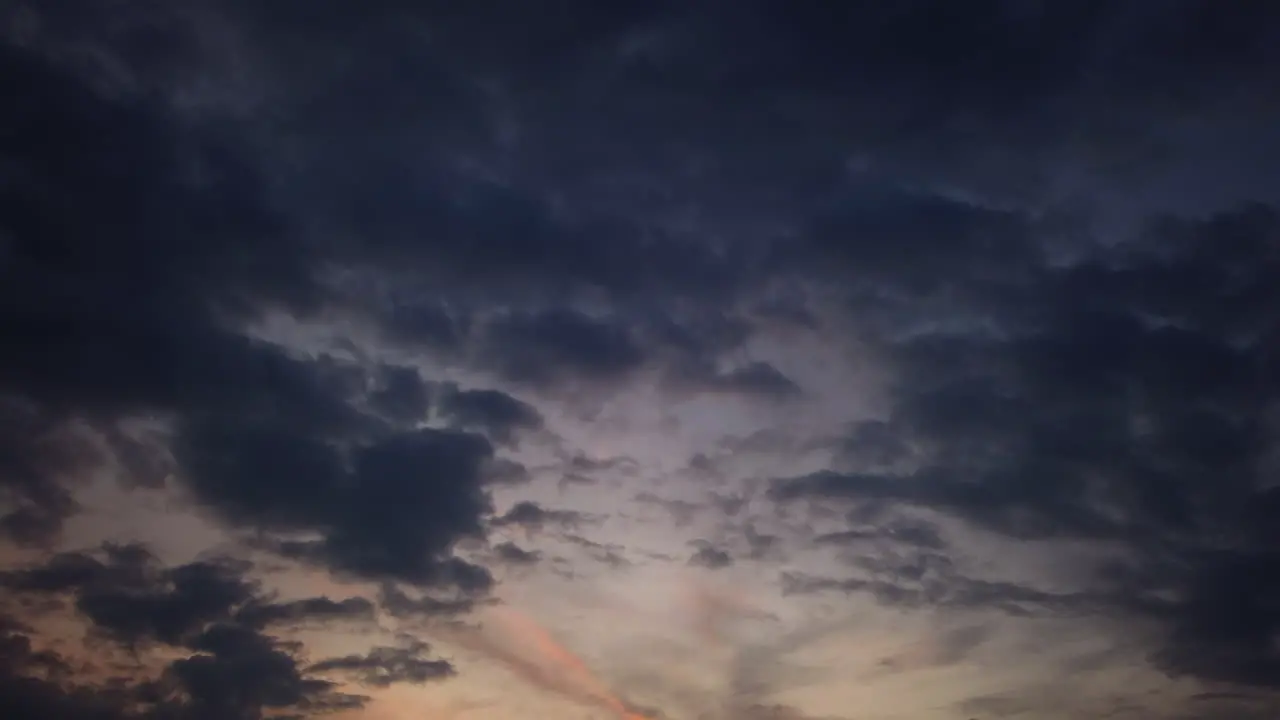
top-left (2, 2), bottom-right (1280, 719)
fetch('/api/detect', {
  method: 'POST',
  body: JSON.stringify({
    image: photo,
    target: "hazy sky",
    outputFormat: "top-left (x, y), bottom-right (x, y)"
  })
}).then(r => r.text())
top-left (2, 2), bottom-right (1280, 719)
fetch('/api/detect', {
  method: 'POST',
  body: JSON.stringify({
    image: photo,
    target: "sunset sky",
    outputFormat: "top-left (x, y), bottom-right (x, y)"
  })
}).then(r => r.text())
top-left (2, 2), bottom-right (1280, 719)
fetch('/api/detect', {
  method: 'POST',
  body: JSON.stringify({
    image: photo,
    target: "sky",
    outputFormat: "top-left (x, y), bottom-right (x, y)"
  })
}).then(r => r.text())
top-left (1, 1), bottom-right (1279, 719)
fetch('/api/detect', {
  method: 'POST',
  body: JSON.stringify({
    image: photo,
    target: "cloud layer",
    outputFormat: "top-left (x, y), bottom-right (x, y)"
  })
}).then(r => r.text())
top-left (1, 1), bottom-right (1279, 718)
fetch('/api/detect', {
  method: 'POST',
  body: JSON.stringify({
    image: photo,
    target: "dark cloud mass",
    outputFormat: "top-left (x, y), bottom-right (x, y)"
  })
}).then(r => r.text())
top-left (772, 205), bottom-right (1280, 687)
top-left (435, 384), bottom-right (544, 445)
top-left (0, 543), bottom-right (432, 718)
top-left (175, 422), bottom-right (496, 589)
top-left (1, 0), bottom-right (1279, 718)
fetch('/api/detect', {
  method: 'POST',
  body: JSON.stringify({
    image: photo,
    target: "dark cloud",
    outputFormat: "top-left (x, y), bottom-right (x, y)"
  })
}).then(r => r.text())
top-left (0, 545), bottom-right (374, 642)
top-left (176, 424), bottom-right (496, 589)
top-left (2, 544), bottom-right (255, 647)
top-left (435, 306), bottom-right (791, 403)
top-left (556, 451), bottom-right (643, 489)
top-left (772, 203), bottom-right (1280, 693)
top-left (0, 616), bottom-right (131, 720)
top-left (0, 32), bottom-right (503, 604)
top-left (235, 596), bottom-right (376, 630)
top-left (308, 639), bottom-right (454, 687)
top-left (779, 184), bottom-right (1037, 305)
top-left (560, 534), bottom-right (631, 570)
top-left (480, 457), bottom-right (534, 487)
top-left (478, 308), bottom-right (647, 388)
top-left (435, 384), bottom-right (544, 444)
top-left (565, 453), bottom-right (640, 478)
top-left (688, 543), bottom-right (734, 571)
top-left (635, 492), bottom-right (702, 527)
top-left (636, 312), bottom-right (811, 400)
top-left (1149, 551), bottom-right (1280, 689)
top-left (367, 365), bottom-right (433, 424)
top-left (377, 584), bottom-right (480, 620)
top-left (780, 567), bottom-right (1095, 619)
top-left (167, 623), bottom-right (365, 719)
top-left (379, 302), bottom-right (472, 355)
top-left (493, 501), bottom-right (590, 533)
top-left (743, 524), bottom-right (780, 561)
top-left (0, 544), bottom-right (390, 718)
top-left (813, 518), bottom-right (947, 552)
top-left (493, 542), bottom-right (542, 566)
top-left (712, 362), bottom-right (801, 398)
top-left (666, 361), bottom-right (802, 400)
top-left (0, 399), bottom-right (94, 546)
top-left (0, 616), bottom-right (66, 677)
top-left (4, 1), bottom-right (1280, 715)
top-left (0, 42), bottom-right (324, 422)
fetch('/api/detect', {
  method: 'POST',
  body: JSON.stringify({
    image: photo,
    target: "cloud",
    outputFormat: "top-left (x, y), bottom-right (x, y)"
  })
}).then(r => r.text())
top-left (308, 638), bottom-right (455, 687)
top-left (168, 623), bottom-right (366, 719)
top-left (560, 534), bottom-right (632, 571)
top-left (493, 501), bottom-right (591, 534)
top-left (436, 384), bottom-right (544, 445)
top-left (705, 362), bottom-right (801, 399)
top-left (481, 457), bottom-right (534, 487)
top-left (2, 543), bottom-right (256, 647)
top-left (0, 626), bottom-right (134, 720)
top-left (378, 584), bottom-right (481, 620)
top-left (380, 301), bottom-right (472, 355)
top-left (0, 34), bottom-right (506, 601)
top-left (478, 308), bottom-right (648, 388)
top-left (0, 38), bottom-right (320, 547)
top-left (688, 544), bottom-right (734, 571)
top-left (635, 493), bottom-right (702, 527)
top-left (366, 365), bottom-right (433, 423)
top-left (813, 518), bottom-right (947, 552)
top-left (0, 399), bottom-right (93, 546)
top-left (235, 596), bottom-right (377, 629)
top-left (177, 424), bottom-right (497, 589)
top-left (0, 543), bottom-right (382, 718)
top-left (770, 202), bottom-right (1280, 691)
top-left (4, 1), bottom-right (1280, 716)
top-left (494, 542), bottom-right (542, 566)
top-left (663, 359), bottom-right (801, 401)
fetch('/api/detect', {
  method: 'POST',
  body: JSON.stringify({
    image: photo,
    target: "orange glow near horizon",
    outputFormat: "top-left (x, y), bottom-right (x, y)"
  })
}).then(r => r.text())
top-left (493, 607), bottom-right (650, 719)
top-left (446, 607), bottom-right (653, 719)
